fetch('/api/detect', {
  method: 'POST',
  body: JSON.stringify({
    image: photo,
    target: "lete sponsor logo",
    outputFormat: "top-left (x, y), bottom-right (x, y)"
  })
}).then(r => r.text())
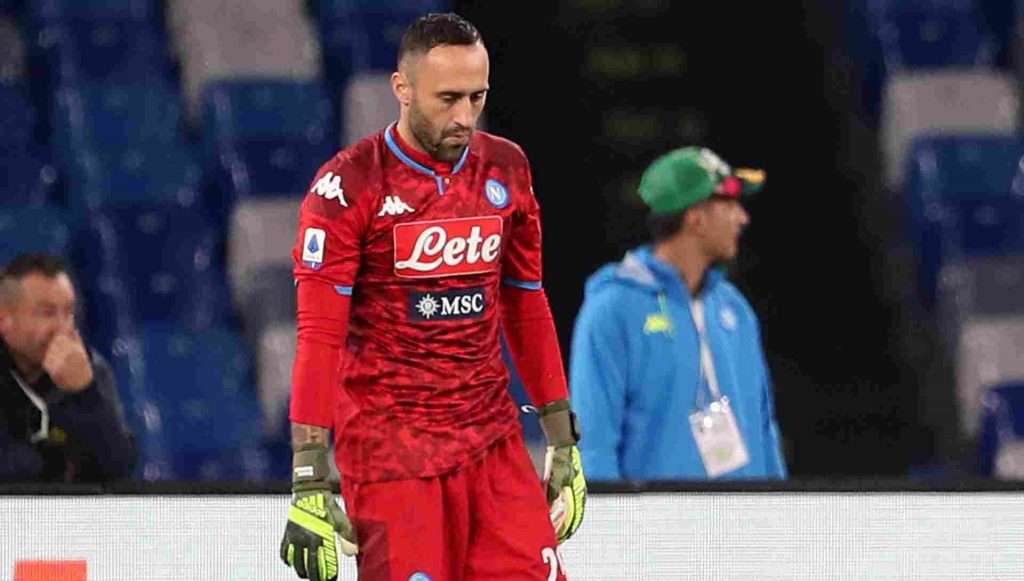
top-left (393, 216), bottom-right (502, 278)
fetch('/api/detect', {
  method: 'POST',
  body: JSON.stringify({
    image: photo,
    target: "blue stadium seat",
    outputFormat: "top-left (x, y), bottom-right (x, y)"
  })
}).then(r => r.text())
top-left (132, 324), bottom-right (269, 481)
top-left (217, 138), bottom-right (333, 201)
top-left (104, 333), bottom-right (174, 479)
top-left (0, 84), bottom-right (36, 149)
top-left (28, 0), bottom-right (158, 20)
top-left (318, 17), bottom-right (398, 78)
top-left (977, 382), bottom-right (1024, 476)
top-left (76, 206), bottom-right (233, 338)
top-left (862, 0), bottom-right (979, 23)
top-left (200, 79), bottom-right (334, 151)
top-left (0, 0), bottom-right (21, 15)
top-left (64, 145), bottom-right (202, 215)
top-left (317, 2), bottom-right (447, 79)
top-left (0, 146), bottom-right (58, 206)
top-left (319, 0), bottom-right (449, 16)
top-left (51, 83), bottom-right (184, 155)
top-left (876, 11), bottom-right (995, 70)
top-left (33, 18), bottom-right (171, 86)
top-left (845, 0), bottom-right (994, 119)
top-left (905, 135), bottom-right (1024, 304)
top-left (947, 197), bottom-right (1024, 257)
top-left (0, 205), bottom-right (70, 266)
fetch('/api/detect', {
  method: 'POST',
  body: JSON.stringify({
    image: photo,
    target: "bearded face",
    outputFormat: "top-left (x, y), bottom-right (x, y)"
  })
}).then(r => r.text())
top-left (395, 43), bottom-right (489, 163)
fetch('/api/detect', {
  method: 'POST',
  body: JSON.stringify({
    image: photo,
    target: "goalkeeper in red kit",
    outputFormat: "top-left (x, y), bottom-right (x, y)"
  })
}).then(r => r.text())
top-left (279, 12), bottom-right (586, 581)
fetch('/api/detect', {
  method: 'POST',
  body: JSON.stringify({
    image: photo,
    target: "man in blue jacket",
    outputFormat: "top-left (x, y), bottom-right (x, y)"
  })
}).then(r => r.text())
top-left (0, 253), bottom-right (136, 482)
top-left (570, 146), bottom-right (786, 481)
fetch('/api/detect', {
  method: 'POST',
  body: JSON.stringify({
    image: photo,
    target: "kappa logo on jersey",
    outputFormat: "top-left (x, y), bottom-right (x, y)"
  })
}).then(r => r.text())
top-left (302, 228), bottom-right (325, 270)
top-left (310, 171), bottom-right (347, 206)
top-left (409, 287), bottom-right (485, 321)
top-left (484, 178), bottom-right (510, 209)
top-left (378, 195), bottom-right (415, 217)
top-left (393, 216), bottom-right (503, 278)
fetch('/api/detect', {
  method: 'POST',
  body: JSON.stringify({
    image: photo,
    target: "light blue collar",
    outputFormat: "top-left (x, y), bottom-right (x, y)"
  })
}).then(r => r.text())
top-left (384, 122), bottom-right (470, 177)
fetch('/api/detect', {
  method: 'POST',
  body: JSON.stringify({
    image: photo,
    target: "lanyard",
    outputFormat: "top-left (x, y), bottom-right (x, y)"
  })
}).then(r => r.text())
top-left (689, 298), bottom-right (723, 409)
top-left (10, 370), bottom-right (49, 443)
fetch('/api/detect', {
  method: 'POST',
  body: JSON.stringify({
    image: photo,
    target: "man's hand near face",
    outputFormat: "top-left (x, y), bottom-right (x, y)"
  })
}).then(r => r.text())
top-left (42, 328), bottom-right (93, 392)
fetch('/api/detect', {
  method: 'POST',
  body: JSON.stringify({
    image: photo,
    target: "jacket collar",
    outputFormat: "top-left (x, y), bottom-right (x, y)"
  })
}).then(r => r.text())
top-left (618, 245), bottom-right (725, 301)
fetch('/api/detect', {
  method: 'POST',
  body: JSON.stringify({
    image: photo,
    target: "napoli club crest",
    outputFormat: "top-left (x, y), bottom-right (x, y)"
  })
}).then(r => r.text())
top-left (484, 179), bottom-right (510, 209)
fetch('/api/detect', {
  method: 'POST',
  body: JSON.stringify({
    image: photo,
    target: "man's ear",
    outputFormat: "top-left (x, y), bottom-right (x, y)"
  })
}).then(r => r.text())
top-left (0, 308), bottom-right (13, 336)
top-left (682, 206), bottom-right (703, 233)
top-left (391, 69), bottom-right (412, 107)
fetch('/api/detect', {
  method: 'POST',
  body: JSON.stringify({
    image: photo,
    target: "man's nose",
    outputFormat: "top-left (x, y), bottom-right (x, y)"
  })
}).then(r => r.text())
top-left (453, 98), bottom-right (476, 129)
top-left (738, 205), bottom-right (750, 226)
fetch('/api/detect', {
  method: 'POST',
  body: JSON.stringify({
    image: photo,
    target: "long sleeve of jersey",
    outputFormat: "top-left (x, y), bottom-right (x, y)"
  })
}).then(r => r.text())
top-left (499, 164), bottom-right (568, 407)
top-left (500, 287), bottom-right (568, 407)
top-left (289, 157), bottom-right (371, 428)
top-left (290, 280), bottom-right (351, 428)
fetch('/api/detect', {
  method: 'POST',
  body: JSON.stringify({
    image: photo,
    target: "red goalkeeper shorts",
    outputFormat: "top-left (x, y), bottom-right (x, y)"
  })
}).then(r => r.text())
top-left (342, 430), bottom-right (568, 581)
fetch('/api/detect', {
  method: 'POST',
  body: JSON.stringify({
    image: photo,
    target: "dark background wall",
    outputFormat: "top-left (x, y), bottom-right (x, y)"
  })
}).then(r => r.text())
top-left (457, 0), bottom-right (934, 476)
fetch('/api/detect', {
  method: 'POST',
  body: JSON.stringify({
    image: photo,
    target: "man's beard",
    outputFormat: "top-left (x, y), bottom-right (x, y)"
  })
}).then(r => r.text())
top-left (408, 105), bottom-right (471, 163)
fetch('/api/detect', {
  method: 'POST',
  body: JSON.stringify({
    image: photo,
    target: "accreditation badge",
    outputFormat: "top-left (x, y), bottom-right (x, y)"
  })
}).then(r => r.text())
top-left (689, 396), bottom-right (750, 478)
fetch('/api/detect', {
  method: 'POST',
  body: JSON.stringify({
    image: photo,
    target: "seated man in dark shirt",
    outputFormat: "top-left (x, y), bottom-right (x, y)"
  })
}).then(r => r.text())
top-left (0, 253), bottom-right (136, 483)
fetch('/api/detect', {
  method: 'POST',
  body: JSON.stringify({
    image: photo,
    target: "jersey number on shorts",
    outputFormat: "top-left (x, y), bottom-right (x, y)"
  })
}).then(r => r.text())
top-left (541, 547), bottom-right (566, 581)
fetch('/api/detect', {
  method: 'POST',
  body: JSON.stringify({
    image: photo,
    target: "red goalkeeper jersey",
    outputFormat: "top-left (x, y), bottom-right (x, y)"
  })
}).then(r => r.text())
top-left (291, 124), bottom-right (545, 483)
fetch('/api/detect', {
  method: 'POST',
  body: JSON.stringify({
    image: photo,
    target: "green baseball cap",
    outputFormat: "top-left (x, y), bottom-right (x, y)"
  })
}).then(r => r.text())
top-left (637, 146), bottom-right (765, 215)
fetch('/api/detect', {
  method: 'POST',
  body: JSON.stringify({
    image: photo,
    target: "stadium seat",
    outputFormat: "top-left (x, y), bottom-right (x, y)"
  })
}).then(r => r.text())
top-left (342, 73), bottom-right (396, 146)
top-left (200, 79), bottom-right (334, 150)
top-left (227, 200), bottom-right (300, 318)
top-left (255, 322), bottom-right (295, 438)
top-left (63, 145), bottom-right (202, 215)
top-left (0, 205), bottom-right (71, 266)
top-left (949, 197), bottom-right (1024, 257)
top-left (937, 255), bottom-right (1024, 345)
top-left (122, 324), bottom-right (270, 480)
top-left (977, 382), bottom-right (1024, 478)
top-left (862, 0), bottom-right (978, 21)
top-left (907, 135), bottom-right (1024, 204)
top-left (33, 18), bottom-right (172, 87)
top-left (317, 1), bottom-right (444, 100)
top-left (76, 206), bottom-right (234, 340)
top-left (217, 137), bottom-right (332, 201)
top-left (956, 315), bottom-right (1024, 435)
top-left (105, 333), bottom-right (176, 479)
top-left (874, 8), bottom-right (996, 71)
top-left (28, 0), bottom-right (158, 20)
top-left (318, 0), bottom-right (449, 17)
top-left (168, 0), bottom-right (321, 118)
top-left (0, 15), bottom-right (26, 85)
top-left (0, 84), bottom-right (37, 149)
top-left (913, 195), bottom-right (1024, 307)
top-left (904, 135), bottom-right (1024, 304)
top-left (51, 83), bottom-right (185, 155)
top-left (881, 71), bottom-right (1019, 188)
top-left (0, 146), bottom-right (58, 206)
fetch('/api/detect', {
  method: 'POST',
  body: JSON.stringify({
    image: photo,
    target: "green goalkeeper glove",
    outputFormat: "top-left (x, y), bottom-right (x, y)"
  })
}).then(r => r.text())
top-left (280, 444), bottom-right (358, 581)
top-left (539, 399), bottom-right (586, 544)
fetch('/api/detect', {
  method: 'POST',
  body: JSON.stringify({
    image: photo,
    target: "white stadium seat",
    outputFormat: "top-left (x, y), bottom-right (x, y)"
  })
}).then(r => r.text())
top-left (881, 71), bottom-right (1019, 189)
top-left (956, 315), bottom-right (1024, 434)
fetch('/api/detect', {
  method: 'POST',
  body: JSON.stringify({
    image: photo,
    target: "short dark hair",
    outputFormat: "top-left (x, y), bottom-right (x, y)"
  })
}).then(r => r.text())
top-left (0, 253), bottom-right (70, 305)
top-left (398, 12), bottom-right (482, 66)
top-left (647, 211), bottom-right (688, 243)
top-left (1, 253), bottom-right (68, 280)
